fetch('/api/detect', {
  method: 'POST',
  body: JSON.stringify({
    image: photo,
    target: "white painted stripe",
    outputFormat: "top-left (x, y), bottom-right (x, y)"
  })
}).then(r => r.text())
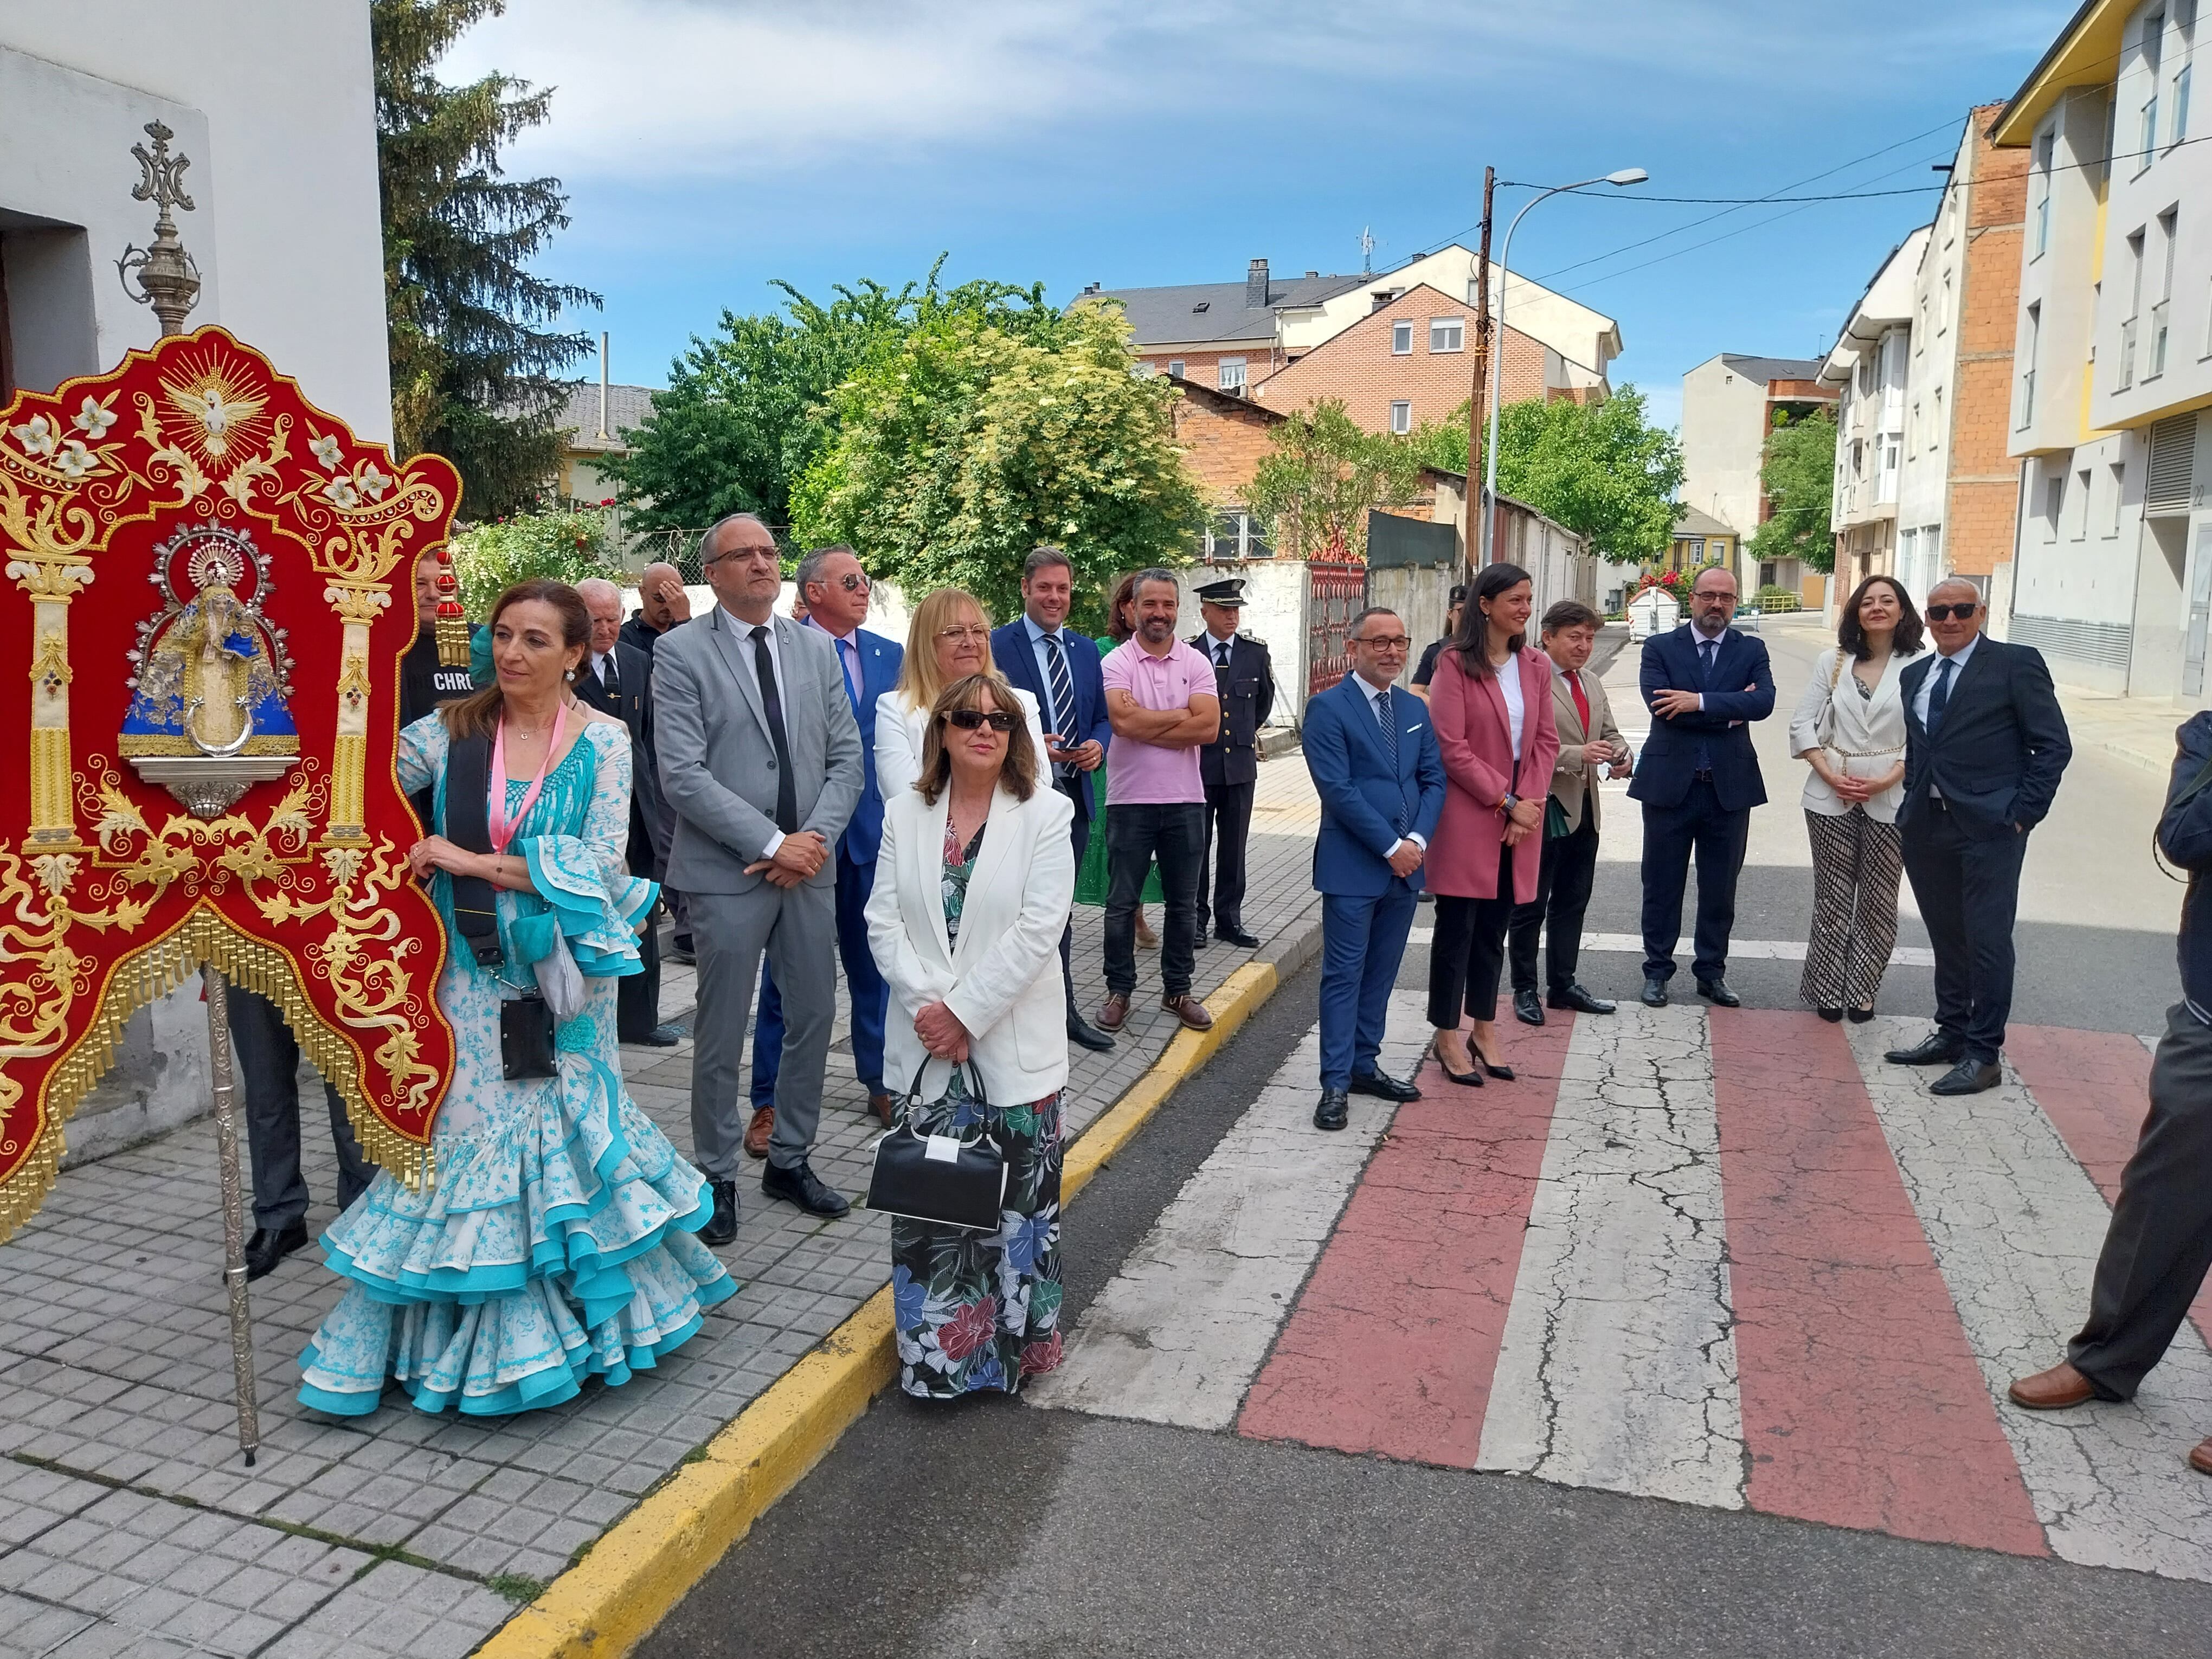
top-left (1476, 1004), bottom-right (1745, 1508)
top-left (1026, 992), bottom-right (1431, 1430)
top-left (1404, 928), bottom-right (1936, 968)
top-left (1848, 1018), bottom-right (2212, 1581)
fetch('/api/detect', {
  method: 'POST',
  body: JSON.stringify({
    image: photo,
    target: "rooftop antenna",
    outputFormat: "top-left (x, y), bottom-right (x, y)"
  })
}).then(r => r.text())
top-left (1359, 226), bottom-right (1377, 275)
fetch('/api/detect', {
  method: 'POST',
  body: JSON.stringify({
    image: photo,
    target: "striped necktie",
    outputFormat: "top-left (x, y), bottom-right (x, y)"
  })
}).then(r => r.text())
top-left (1043, 632), bottom-right (1077, 779)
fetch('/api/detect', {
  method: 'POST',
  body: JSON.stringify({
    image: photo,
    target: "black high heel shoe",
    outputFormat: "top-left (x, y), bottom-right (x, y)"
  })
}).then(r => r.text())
top-left (1817, 1007), bottom-right (1844, 1023)
top-left (1470, 1041), bottom-right (1515, 1083)
top-left (1848, 1005), bottom-right (1876, 1024)
top-left (1431, 1037), bottom-right (1484, 1088)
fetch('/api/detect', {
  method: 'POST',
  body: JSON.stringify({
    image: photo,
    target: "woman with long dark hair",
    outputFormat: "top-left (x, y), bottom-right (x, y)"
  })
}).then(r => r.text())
top-left (1789, 573), bottom-right (1927, 1020)
top-left (1423, 563), bottom-right (1559, 1083)
top-left (297, 580), bottom-right (733, 1417)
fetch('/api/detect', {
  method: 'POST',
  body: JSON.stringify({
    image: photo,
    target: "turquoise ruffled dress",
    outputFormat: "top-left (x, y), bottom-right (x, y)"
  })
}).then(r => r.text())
top-left (297, 715), bottom-right (734, 1417)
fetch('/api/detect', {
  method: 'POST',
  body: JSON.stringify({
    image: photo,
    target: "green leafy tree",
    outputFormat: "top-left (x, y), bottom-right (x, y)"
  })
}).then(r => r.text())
top-left (1750, 409), bottom-right (1838, 574)
top-left (1410, 387), bottom-right (1681, 564)
top-left (374, 0), bottom-right (599, 520)
top-left (1248, 400), bottom-right (1424, 561)
top-left (792, 301), bottom-right (1200, 631)
top-left (447, 506), bottom-right (621, 616)
top-left (611, 263), bottom-right (1056, 535)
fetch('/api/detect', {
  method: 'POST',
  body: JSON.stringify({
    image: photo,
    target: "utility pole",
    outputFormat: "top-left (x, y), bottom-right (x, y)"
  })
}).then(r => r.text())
top-left (1465, 166), bottom-right (1495, 573)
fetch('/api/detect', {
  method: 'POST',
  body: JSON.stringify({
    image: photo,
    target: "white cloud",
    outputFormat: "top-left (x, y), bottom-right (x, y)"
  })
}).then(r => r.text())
top-left (445, 0), bottom-right (2074, 182)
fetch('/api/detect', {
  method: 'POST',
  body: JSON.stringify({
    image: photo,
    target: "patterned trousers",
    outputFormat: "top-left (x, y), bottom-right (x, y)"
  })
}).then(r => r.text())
top-left (1800, 808), bottom-right (1904, 1010)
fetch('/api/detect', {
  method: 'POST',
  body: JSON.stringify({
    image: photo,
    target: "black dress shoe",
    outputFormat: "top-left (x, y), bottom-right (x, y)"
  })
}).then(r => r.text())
top-left (1885, 1031), bottom-right (1964, 1066)
top-left (762, 1159), bottom-right (850, 1218)
top-left (243, 1221), bottom-right (309, 1282)
top-left (1641, 977), bottom-right (1669, 1008)
top-left (625, 1024), bottom-right (683, 1047)
top-left (1314, 1088), bottom-right (1350, 1131)
top-left (1512, 987), bottom-right (1546, 1026)
top-left (1349, 1069), bottom-right (1421, 1102)
top-left (1215, 926), bottom-right (1262, 949)
top-left (1696, 979), bottom-right (1741, 1008)
top-left (1547, 983), bottom-right (1615, 1015)
top-left (1817, 1007), bottom-right (1844, 1023)
top-left (1929, 1058), bottom-right (2003, 1096)
top-left (1066, 1010), bottom-right (1116, 1052)
top-left (1847, 1005), bottom-right (1877, 1024)
top-left (699, 1179), bottom-right (738, 1245)
top-left (1469, 1044), bottom-right (1514, 1083)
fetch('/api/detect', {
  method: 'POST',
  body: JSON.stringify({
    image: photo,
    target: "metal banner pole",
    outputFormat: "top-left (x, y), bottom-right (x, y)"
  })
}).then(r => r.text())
top-left (201, 965), bottom-right (260, 1467)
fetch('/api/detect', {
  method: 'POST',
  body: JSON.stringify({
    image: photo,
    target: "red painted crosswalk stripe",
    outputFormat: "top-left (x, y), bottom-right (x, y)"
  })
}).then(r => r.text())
top-left (2004, 1024), bottom-right (2212, 1350)
top-left (1709, 1009), bottom-right (2048, 1554)
top-left (1236, 1016), bottom-right (1576, 1464)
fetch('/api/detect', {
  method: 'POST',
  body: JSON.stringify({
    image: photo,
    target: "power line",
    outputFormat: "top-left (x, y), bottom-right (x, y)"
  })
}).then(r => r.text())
top-left (1536, 183), bottom-right (1948, 204)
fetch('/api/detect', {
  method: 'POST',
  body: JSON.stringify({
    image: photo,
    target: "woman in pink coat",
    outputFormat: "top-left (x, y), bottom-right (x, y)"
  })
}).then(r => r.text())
top-left (1425, 563), bottom-right (1559, 1085)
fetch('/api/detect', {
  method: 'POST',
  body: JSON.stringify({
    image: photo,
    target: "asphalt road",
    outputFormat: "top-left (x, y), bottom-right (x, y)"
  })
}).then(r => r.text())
top-left (642, 620), bottom-right (2205, 1659)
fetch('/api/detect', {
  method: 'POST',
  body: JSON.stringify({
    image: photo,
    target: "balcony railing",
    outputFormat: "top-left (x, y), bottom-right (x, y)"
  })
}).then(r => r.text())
top-left (2150, 300), bottom-right (2170, 379)
top-left (2118, 317), bottom-right (2139, 391)
top-left (2018, 367), bottom-right (2036, 427)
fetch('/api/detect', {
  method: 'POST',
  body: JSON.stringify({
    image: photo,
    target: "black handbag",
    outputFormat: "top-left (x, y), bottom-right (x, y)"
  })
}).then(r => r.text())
top-left (500, 993), bottom-right (558, 1081)
top-left (865, 1062), bottom-right (1007, 1232)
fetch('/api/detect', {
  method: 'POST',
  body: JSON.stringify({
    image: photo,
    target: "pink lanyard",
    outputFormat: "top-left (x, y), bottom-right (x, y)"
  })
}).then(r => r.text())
top-left (487, 700), bottom-right (568, 854)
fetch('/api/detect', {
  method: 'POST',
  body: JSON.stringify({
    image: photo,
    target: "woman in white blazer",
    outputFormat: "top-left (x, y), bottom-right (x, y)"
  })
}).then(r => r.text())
top-left (874, 587), bottom-right (1044, 805)
top-left (865, 672), bottom-right (1075, 1400)
top-left (1790, 574), bottom-right (1927, 1023)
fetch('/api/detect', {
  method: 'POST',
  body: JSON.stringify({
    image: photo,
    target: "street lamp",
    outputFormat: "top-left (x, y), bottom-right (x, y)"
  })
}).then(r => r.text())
top-left (1477, 167), bottom-right (1648, 569)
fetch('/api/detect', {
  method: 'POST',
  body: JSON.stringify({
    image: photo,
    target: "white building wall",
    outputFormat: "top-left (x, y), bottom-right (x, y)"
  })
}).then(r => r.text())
top-left (1678, 357), bottom-right (1769, 539)
top-left (0, 5), bottom-right (390, 437)
top-left (1897, 145), bottom-right (1973, 603)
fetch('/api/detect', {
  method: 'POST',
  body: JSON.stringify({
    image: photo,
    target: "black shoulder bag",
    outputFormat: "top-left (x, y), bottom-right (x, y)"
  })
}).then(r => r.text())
top-left (865, 1062), bottom-right (1007, 1232)
top-left (445, 728), bottom-right (557, 1079)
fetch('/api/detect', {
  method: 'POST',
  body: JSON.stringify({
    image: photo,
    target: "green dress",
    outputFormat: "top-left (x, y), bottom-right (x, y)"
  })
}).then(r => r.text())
top-left (1074, 635), bottom-right (1164, 906)
top-left (888, 815), bottom-right (1066, 1398)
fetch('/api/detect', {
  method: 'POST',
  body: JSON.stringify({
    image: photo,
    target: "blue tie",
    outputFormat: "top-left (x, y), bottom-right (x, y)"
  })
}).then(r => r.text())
top-left (1378, 687), bottom-right (1408, 831)
top-left (1043, 633), bottom-right (1077, 779)
top-left (1927, 657), bottom-right (1956, 735)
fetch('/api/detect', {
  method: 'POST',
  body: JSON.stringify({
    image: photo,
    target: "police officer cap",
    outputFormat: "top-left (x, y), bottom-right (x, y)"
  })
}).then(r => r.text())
top-left (1194, 577), bottom-right (1248, 607)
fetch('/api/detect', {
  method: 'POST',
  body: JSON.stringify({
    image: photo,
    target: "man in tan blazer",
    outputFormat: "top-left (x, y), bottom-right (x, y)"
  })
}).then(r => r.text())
top-left (1508, 598), bottom-right (1633, 1023)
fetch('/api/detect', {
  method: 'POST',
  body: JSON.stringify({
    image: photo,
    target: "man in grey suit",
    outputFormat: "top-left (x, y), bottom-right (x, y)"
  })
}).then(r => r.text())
top-left (654, 513), bottom-right (864, 1239)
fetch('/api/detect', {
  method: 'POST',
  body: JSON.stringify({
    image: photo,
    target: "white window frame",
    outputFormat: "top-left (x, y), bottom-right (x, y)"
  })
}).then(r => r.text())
top-left (1931, 388), bottom-right (1944, 452)
top-left (2031, 130), bottom-right (2055, 259)
top-left (2073, 467), bottom-right (2094, 538)
top-left (1391, 320), bottom-right (1414, 355)
top-left (2021, 303), bottom-right (2040, 426)
top-left (1428, 316), bottom-right (1464, 353)
top-left (1218, 357), bottom-right (1247, 393)
top-left (1168, 358), bottom-right (1185, 380)
top-left (2108, 461), bottom-right (2129, 536)
top-left (1388, 400), bottom-right (1412, 435)
top-left (2043, 473), bottom-right (2065, 539)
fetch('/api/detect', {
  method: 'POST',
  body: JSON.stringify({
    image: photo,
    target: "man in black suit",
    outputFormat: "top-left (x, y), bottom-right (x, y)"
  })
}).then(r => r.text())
top-left (577, 578), bottom-right (680, 1047)
top-left (1626, 566), bottom-right (1774, 1008)
top-left (1189, 577), bottom-right (1275, 949)
top-left (1886, 578), bottom-right (2071, 1095)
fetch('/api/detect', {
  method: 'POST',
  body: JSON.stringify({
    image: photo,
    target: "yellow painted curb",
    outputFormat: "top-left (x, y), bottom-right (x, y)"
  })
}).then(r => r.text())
top-left (479, 954), bottom-right (1290, 1658)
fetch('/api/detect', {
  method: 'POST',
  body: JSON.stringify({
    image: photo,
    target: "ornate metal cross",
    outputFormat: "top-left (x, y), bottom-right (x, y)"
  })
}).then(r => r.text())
top-left (116, 120), bottom-right (202, 336)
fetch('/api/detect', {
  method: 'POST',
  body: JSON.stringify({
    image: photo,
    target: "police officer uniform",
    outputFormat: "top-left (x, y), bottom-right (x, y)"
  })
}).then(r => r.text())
top-left (1189, 578), bottom-right (1275, 949)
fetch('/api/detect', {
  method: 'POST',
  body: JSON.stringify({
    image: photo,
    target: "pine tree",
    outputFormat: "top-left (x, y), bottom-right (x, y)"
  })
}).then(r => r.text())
top-left (374, 0), bottom-right (599, 519)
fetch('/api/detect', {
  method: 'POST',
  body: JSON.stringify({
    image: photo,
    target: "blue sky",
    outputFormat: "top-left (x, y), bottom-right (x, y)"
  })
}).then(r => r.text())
top-left (448, 0), bottom-right (2084, 433)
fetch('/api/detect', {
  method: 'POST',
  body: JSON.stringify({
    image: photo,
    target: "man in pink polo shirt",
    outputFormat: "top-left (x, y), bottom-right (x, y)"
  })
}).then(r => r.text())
top-left (1099, 569), bottom-right (1221, 1034)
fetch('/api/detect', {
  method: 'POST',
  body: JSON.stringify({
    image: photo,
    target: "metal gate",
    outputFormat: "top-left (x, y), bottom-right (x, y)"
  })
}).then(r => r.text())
top-left (1306, 561), bottom-right (1367, 697)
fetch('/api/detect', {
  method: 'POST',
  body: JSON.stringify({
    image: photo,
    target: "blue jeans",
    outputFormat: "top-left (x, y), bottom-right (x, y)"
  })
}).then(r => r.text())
top-left (1319, 884), bottom-right (1419, 1090)
top-left (750, 847), bottom-right (889, 1107)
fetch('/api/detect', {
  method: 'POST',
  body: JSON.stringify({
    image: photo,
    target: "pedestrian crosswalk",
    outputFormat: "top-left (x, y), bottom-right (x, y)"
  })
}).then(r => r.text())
top-left (1028, 1001), bottom-right (2212, 1580)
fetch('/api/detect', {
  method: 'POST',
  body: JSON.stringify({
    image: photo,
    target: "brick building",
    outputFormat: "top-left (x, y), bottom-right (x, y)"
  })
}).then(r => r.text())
top-left (1246, 283), bottom-right (1583, 438)
top-left (1086, 259), bottom-right (1366, 394)
top-left (1171, 378), bottom-right (1288, 558)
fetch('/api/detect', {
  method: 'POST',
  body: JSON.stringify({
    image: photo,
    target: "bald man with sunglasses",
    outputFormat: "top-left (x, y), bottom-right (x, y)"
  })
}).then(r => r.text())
top-left (1886, 580), bottom-right (2071, 1095)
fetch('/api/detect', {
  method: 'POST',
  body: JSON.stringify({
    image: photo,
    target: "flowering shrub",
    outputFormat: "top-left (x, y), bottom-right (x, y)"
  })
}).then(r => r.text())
top-left (447, 506), bottom-right (622, 618)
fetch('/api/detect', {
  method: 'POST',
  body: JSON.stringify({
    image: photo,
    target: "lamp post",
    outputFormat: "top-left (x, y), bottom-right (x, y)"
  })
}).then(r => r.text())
top-left (1476, 168), bottom-right (1648, 569)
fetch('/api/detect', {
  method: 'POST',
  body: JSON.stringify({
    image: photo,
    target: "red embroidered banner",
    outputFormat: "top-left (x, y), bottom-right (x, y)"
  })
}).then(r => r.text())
top-left (0, 326), bottom-right (461, 1237)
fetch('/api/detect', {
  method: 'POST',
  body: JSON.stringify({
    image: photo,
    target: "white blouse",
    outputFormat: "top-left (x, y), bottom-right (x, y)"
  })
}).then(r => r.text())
top-left (1498, 655), bottom-right (1526, 760)
top-left (1788, 646), bottom-right (1924, 822)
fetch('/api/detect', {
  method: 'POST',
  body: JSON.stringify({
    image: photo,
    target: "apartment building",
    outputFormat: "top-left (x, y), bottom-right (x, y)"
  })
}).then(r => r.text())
top-left (1893, 105), bottom-right (2032, 613)
top-left (1676, 352), bottom-right (1835, 599)
top-left (1998, 0), bottom-right (2212, 697)
top-left (1822, 228), bottom-right (1930, 603)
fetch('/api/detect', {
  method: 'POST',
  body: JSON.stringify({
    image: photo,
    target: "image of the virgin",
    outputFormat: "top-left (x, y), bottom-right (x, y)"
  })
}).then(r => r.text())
top-left (120, 571), bottom-right (299, 758)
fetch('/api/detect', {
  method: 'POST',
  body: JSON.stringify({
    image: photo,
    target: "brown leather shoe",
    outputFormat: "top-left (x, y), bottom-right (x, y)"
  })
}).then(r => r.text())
top-left (2191, 1436), bottom-right (2212, 1476)
top-left (1162, 994), bottom-right (1213, 1032)
top-left (1097, 993), bottom-right (1130, 1033)
top-left (742, 1106), bottom-right (774, 1160)
top-left (2009, 1360), bottom-right (2097, 1410)
top-left (866, 1092), bottom-right (893, 1126)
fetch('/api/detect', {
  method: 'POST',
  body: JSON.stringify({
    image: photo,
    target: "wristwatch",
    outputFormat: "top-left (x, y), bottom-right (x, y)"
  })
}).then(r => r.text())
top-left (1499, 791), bottom-right (1519, 814)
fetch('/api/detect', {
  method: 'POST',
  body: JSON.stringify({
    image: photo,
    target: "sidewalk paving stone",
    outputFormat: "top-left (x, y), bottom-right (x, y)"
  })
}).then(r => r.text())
top-left (0, 754), bottom-right (1325, 1654)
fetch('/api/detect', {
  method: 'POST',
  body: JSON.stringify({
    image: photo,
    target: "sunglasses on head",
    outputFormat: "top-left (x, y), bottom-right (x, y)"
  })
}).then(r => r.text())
top-left (944, 709), bottom-right (1017, 732)
top-left (1925, 602), bottom-right (1980, 621)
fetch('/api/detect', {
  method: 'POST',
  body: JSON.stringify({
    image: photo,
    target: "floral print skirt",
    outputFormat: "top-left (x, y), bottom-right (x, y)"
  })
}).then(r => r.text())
top-left (890, 1072), bottom-right (1064, 1399)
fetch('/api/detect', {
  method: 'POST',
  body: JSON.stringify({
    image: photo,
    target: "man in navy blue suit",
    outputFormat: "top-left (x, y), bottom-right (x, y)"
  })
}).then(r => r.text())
top-left (747, 546), bottom-right (905, 1137)
top-left (1626, 565), bottom-right (1774, 1008)
top-left (992, 546), bottom-right (1118, 1052)
top-left (1303, 607), bottom-right (1446, 1130)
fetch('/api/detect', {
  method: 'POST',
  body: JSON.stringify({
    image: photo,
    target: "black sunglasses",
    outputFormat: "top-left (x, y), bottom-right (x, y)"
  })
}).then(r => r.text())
top-left (944, 709), bottom-right (1017, 732)
top-left (1925, 602), bottom-right (1980, 621)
